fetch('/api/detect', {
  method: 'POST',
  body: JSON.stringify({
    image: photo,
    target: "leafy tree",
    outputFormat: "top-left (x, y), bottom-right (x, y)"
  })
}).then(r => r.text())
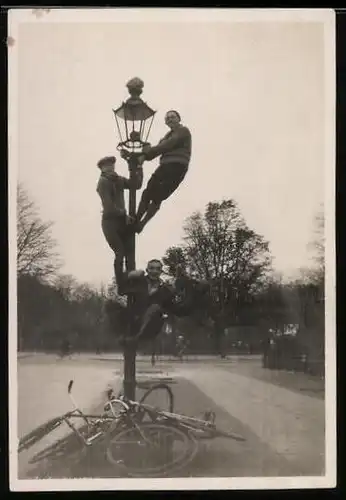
top-left (162, 246), bottom-right (188, 277)
top-left (54, 274), bottom-right (78, 300)
top-left (162, 199), bottom-right (272, 353)
top-left (18, 273), bottom-right (112, 353)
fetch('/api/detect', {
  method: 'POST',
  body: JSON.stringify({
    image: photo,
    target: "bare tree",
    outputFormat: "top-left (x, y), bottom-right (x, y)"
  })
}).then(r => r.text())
top-left (310, 207), bottom-right (325, 277)
top-left (17, 183), bottom-right (61, 279)
top-left (301, 205), bottom-right (325, 286)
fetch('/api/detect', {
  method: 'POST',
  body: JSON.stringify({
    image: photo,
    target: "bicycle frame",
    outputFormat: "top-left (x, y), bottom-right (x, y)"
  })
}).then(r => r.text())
top-left (66, 381), bottom-right (224, 445)
top-left (57, 411), bottom-right (112, 447)
top-left (66, 381), bottom-right (231, 445)
top-left (19, 379), bottom-right (244, 465)
top-left (107, 396), bottom-right (217, 437)
top-left (44, 381), bottom-right (154, 451)
top-left (159, 411), bottom-right (216, 431)
top-left (56, 380), bottom-right (128, 447)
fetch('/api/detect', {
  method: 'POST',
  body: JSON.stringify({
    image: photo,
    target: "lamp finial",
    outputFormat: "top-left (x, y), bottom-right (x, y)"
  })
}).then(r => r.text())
top-left (126, 77), bottom-right (144, 98)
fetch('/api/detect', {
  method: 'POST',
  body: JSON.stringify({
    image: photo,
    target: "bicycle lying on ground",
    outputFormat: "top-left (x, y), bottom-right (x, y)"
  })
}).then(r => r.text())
top-left (18, 380), bottom-right (245, 477)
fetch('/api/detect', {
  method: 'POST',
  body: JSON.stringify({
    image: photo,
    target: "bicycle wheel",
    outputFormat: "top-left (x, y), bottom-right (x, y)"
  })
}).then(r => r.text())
top-left (139, 383), bottom-right (174, 413)
top-left (106, 422), bottom-right (198, 477)
top-left (18, 416), bottom-right (63, 453)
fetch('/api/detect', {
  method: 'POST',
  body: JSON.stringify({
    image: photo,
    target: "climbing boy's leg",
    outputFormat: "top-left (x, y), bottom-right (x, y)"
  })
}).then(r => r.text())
top-left (136, 187), bottom-right (151, 224)
top-left (136, 201), bottom-right (161, 234)
top-left (135, 168), bottom-right (162, 229)
top-left (101, 215), bottom-right (126, 289)
top-left (136, 163), bottom-right (188, 233)
top-left (113, 250), bottom-right (125, 293)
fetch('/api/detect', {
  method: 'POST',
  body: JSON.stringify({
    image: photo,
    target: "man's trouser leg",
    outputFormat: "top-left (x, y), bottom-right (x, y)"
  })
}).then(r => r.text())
top-left (101, 215), bottom-right (126, 289)
top-left (136, 201), bottom-right (161, 233)
top-left (135, 304), bottom-right (164, 341)
top-left (136, 187), bottom-right (151, 223)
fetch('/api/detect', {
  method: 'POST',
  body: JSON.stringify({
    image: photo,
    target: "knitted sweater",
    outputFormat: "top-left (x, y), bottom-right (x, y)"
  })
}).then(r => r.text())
top-left (144, 125), bottom-right (191, 167)
top-left (96, 169), bottom-right (143, 217)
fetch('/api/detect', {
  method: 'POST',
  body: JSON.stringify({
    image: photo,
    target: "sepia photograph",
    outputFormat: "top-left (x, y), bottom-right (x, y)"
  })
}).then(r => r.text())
top-left (8, 8), bottom-right (336, 491)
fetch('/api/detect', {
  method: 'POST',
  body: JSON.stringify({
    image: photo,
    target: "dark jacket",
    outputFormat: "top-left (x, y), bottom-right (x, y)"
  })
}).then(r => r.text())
top-left (105, 275), bottom-right (209, 339)
top-left (125, 275), bottom-right (176, 314)
top-left (106, 277), bottom-right (179, 334)
top-left (126, 274), bottom-right (208, 318)
top-left (144, 125), bottom-right (191, 167)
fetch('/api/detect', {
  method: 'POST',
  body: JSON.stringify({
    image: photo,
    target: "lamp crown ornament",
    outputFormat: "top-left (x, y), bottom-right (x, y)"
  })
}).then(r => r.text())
top-left (126, 77), bottom-right (144, 98)
top-left (113, 78), bottom-right (156, 152)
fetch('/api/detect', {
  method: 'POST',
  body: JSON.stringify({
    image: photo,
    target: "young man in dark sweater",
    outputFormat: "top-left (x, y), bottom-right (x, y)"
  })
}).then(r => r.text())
top-left (135, 110), bottom-right (192, 233)
top-left (105, 259), bottom-right (173, 346)
top-left (96, 155), bottom-right (143, 292)
top-left (122, 259), bottom-right (209, 344)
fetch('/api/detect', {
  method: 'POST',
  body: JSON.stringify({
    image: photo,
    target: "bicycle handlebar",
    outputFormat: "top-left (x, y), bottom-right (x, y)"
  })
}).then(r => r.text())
top-left (66, 380), bottom-right (174, 418)
top-left (68, 380), bottom-right (74, 394)
top-left (105, 397), bottom-right (131, 411)
top-left (67, 379), bottom-right (81, 411)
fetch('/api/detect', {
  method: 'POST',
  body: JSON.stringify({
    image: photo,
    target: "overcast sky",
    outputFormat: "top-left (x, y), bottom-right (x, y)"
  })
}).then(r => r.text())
top-left (14, 12), bottom-right (329, 288)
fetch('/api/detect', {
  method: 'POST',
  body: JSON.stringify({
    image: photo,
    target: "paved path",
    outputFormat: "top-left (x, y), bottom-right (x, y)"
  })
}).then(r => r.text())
top-left (178, 367), bottom-right (325, 476)
top-left (17, 356), bottom-right (120, 437)
top-left (15, 354), bottom-right (326, 480)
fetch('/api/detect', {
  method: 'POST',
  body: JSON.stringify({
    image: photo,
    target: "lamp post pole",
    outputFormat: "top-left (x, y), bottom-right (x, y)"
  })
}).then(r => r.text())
top-left (113, 78), bottom-right (156, 401)
top-left (123, 154), bottom-right (138, 401)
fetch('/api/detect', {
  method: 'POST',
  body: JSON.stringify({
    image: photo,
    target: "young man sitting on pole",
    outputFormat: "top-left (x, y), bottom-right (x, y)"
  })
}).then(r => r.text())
top-left (121, 259), bottom-right (209, 344)
top-left (105, 259), bottom-right (209, 347)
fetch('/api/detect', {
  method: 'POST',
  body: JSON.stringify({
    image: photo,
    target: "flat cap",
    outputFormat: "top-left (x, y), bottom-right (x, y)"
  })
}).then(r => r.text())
top-left (97, 156), bottom-right (116, 168)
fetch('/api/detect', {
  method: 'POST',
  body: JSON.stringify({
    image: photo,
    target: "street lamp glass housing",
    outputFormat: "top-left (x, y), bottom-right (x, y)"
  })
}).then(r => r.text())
top-left (113, 80), bottom-right (156, 153)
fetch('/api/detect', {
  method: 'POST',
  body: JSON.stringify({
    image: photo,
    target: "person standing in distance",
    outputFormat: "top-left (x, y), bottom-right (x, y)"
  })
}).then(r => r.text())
top-left (135, 110), bottom-right (191, 233)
